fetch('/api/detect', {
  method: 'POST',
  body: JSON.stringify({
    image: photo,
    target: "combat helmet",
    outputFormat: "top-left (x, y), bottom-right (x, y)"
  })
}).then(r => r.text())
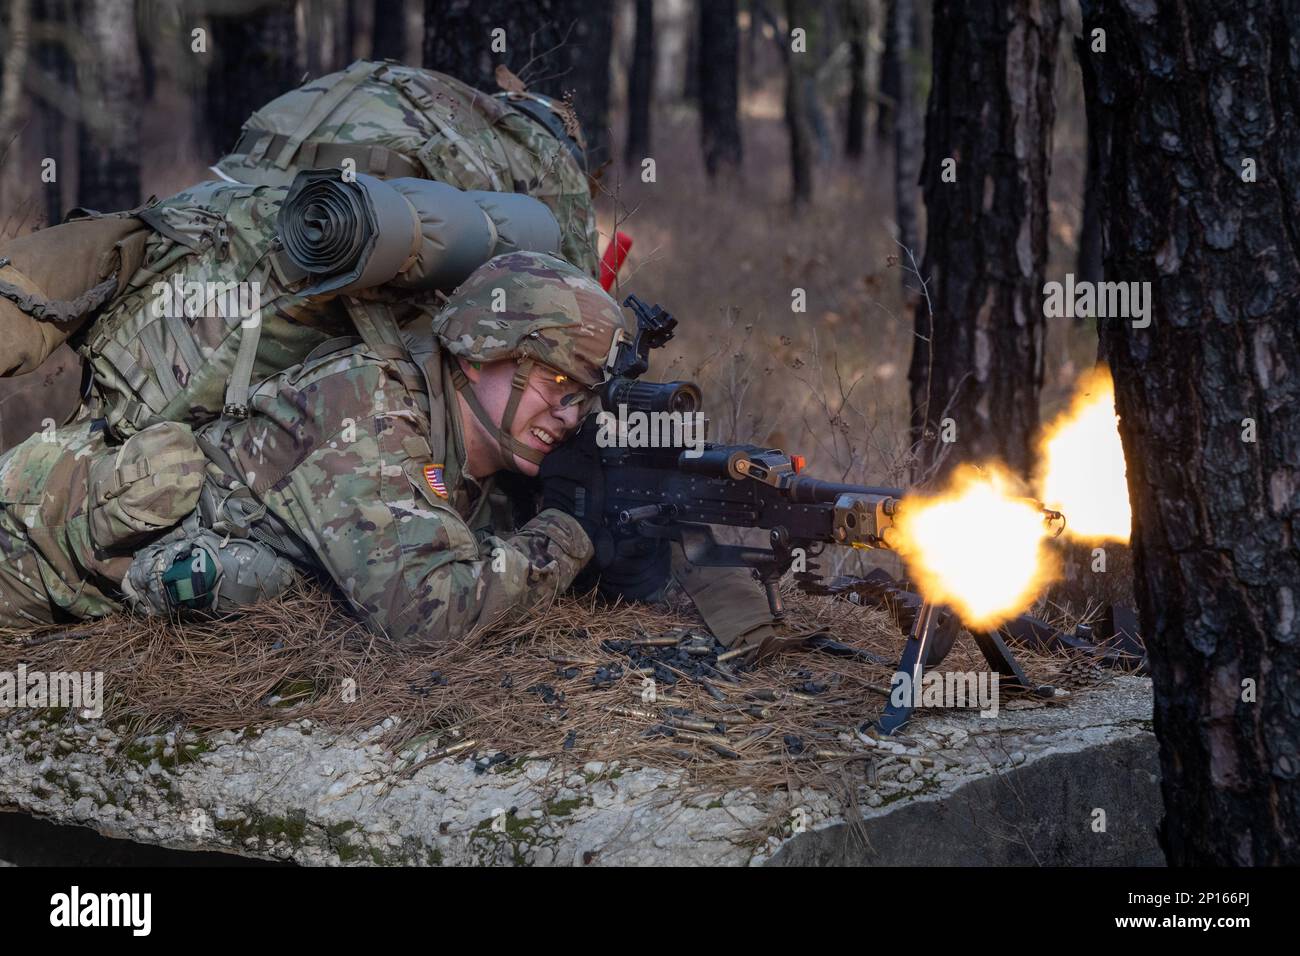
top-left (434, 251), bottom-right (633, 466)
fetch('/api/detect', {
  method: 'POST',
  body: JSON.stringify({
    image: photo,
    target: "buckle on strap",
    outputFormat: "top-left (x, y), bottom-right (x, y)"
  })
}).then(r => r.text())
top-left (222, 403), bottom-right (249, 420)
top-left (511, 357), bottom-right (535, 391)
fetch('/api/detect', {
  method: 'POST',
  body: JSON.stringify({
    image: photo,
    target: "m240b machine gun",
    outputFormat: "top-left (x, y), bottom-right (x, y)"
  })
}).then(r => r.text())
top-left (590, 296), bottom-right (1067, 734)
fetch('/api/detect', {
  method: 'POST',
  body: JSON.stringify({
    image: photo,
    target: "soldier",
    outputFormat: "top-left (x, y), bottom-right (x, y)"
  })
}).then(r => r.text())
top-left (0, 252), bottom-right (646, 642)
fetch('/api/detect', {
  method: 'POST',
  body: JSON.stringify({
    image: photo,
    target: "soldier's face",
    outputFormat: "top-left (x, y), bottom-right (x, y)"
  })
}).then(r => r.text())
top-left (464, 359), bottom-right (585, 476)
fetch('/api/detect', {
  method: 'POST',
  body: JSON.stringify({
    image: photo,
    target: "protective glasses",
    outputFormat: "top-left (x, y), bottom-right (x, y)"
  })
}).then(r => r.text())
top-left (526, 364), bottom-right (599, 415)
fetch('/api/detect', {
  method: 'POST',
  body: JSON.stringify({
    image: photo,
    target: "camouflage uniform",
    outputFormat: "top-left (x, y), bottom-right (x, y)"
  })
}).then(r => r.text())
top-left (214, 61), bottom-right (600, 276)
top-left (0, 253), bottom-right (628, 644)
top-left (80, 180), bottom-right (351, 440)
top-left (80, 172), bottom-right (556, 442)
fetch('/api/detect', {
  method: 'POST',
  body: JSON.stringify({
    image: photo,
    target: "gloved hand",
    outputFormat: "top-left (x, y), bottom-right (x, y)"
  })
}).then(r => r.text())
top-left (539, 418), bottom-right (614, 568)
top-left (597, 534), bottom-right (673, 603)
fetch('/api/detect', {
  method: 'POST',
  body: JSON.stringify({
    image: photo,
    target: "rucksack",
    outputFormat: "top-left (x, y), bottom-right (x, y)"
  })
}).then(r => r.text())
top-left (213, 60), bottom-right (599, 277)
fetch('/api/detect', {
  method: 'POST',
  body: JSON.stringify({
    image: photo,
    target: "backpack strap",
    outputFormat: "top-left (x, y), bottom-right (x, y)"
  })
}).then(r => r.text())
top-left (233, 131), bottom-right (423, 179)
top-left (273, 60), bottom-right (386, 170)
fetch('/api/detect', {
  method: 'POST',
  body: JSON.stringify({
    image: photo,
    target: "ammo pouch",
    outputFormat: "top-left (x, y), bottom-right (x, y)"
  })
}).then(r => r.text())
top-left (87, 421), bottom-right (207, 551)
top-left (120, 479), bottom-right (309, 617)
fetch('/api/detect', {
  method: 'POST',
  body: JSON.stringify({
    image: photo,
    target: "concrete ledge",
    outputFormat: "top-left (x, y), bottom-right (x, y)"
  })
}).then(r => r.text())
top-left (0, 677), bottom-right (1160, 866)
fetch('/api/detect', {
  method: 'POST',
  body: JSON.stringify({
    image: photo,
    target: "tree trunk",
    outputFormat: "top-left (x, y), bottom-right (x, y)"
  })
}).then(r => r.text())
top-left (34, 0), bottom-right (69, 226)
top-left (891, 0), bottom-right (921, 268)
top-left (76, 0), bottom-right (142, 212)
top-left (1074, 34), bottom-right (1103, 294)
top-left (201, 0), bottom-right (299, 157)
top-left (877, 0), bottom-right (898, 141)
top-left (1080, 0), bottom-right (1300, 866)
top-left (0, 0), bottom-right (33, 150)
top-left (304, 0), bottom-right (324, 77)
top-left (624, 0), bottom-right (654, 168)
top-left (844, 0), bottom-right (868, 159)
top-left (371, 0), bottom-right (404, 60)
top-left (908, 0), bottom-right (1059, 480)
top-left (683, 4), bottom-right (700, 102)
top-left (699, 0), bottom-right (742, 177)
top-left (423, 0), bottom-right (614, 168)
top-left (784, 0), bottom-right (814, 204)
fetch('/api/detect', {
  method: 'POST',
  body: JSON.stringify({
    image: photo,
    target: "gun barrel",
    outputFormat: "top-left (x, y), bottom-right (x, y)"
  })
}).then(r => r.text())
top-left (786, 475), bottom-right (904, 504)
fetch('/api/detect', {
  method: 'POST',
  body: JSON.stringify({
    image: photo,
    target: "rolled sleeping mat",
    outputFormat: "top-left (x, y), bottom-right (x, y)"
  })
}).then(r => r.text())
top-left (384, 181), bottom-right (561, 291)
top-left (452, 190), bottom-right (563, 262)
top-left (277, 170), bottom-right (561, 296)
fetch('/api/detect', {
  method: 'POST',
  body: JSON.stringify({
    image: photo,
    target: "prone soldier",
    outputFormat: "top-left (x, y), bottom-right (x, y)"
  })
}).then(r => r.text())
top-left (0, 253), bottom-right (645, 642)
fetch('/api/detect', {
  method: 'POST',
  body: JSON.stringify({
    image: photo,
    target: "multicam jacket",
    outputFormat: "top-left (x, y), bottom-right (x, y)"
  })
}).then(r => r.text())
top-left (200, 336), bottom-right (593, 642)
top-left (0, 337), bottom-right (593, 641)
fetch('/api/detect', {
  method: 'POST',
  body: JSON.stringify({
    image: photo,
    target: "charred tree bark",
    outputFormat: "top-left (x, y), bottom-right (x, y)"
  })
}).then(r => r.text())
top-left (201, 0), bottom-right (299, 157)
top-left (1080, 0), bottom-right (1300, 866)
top-left (371, 0), bottom-right (405, 60)
top-left (699, 0), bottom-right (742, 177)
top-left (844, 0), bottom-right (868, 158)
top-left (76, 0), bottom-right (142, 211)
top-left (909, 0), bottom-right (1060, 479)
top-left (784, 0), bottom-right (814, 204)
top-left (1074, 32), bottom-right (1103, 293)
top-left (624, 0), bottom-right (655, 168)
top-left (423, 0), bottom-right (614, 167)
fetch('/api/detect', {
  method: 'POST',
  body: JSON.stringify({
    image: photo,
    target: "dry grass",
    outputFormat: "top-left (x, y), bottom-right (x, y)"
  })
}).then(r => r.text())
top-left (0, 579), bottom-right (1109, 799)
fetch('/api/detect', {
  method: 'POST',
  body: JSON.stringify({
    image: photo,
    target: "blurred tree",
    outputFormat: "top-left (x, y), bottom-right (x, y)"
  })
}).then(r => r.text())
top-left (889, 0), bottom-right (920, 266)
top-left (0, 0), bottom-right (32, 152)
top-left (909, 0), bottom-right (1060, 480)
top-left (77, 0), bottom-right (142, 211)
top-left (624, 0), bottom-right (654, 168)
top-left (784, 0), bottom-right (814, 203)
top-left (843, 0), bottom-right (868, 158)
top-left (423, 0), bottom-right (614, 168)
top-left (876, 0), bottom-right (898, 140)
top-left (698, 0), bottom-right (742, 177)
top-left (1082, 0), bottom-right (1300, 866)
top-left (33, 0), bottom-right (71, 226)
top-left (372, 0), bottom-right (405, 60)
top-left (201, 0), bottom-right (299, 157)
top-left (742, 0), bottom-right (761, 89)
top-left (683, 4), bottom-right (699, 102)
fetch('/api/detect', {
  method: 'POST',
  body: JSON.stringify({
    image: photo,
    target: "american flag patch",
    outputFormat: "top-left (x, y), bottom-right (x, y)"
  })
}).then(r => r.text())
top-left (423, 463), bottom-right (448, 499)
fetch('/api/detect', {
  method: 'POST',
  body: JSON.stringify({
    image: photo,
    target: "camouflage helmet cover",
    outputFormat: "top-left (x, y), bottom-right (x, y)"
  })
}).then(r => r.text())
top-left (434, 251), bottom-right (633, 389)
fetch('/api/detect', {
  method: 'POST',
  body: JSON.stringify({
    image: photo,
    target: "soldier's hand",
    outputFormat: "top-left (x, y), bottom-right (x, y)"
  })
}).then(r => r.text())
top-left (539, 418), bottom-right (614, 568)
top-left (597, 534), bottom-right (672, 603)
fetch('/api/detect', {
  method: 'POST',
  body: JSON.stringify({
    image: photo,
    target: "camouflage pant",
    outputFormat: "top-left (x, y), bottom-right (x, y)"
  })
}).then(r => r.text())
top-left (0, 424), bottom-right (131, 627)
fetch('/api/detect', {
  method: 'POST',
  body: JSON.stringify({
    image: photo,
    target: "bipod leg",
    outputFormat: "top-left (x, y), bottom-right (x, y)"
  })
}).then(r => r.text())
top-left (970, 628), bottom-right (1054, 699)
top-left (872, 601), bottom-right (939, 736)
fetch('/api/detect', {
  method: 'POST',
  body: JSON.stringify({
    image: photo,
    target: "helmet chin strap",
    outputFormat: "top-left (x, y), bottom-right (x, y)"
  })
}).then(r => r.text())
top-left (450, 356), bottom-right (546, 468)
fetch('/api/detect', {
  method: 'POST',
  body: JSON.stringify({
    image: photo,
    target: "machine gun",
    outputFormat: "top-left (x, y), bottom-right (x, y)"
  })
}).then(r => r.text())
top-left (590, 296), bottom-right (1064, 733)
